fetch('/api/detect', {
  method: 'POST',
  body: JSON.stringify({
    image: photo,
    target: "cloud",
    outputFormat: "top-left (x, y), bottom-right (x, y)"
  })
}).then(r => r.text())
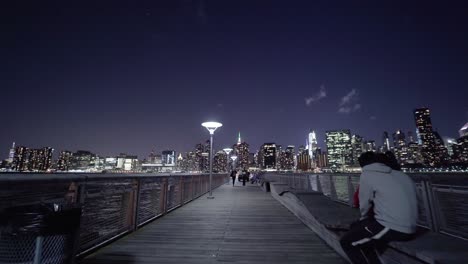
top-left (338, 89), bottom-right (361, 114)
top-left (370, 116), bottom-right (377, 121)
top-left (340, 89), bottom-right (358, 106)
top-left (305, 85), bottom-right (327, 106)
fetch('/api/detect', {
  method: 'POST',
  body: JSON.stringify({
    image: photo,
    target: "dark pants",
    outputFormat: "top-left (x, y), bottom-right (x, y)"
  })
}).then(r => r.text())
top-left (232, 178), bottom-right (235, 186)
top-left (340, 218), bottom-right (413, 264)
top-left (242, 178), bottom-right (246, 186)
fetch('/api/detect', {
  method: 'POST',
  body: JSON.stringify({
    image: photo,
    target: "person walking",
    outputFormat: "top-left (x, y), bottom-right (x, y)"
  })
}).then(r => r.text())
top-left (242, 169), bottom-right (248, 186)
top-left (230, 170), bottom-right (237, 186)
top-left (340, 152), bottom-right (417, 264)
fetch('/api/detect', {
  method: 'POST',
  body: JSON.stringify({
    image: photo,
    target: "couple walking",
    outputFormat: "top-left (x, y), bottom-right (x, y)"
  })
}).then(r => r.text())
top-left (230, 169), bottom-right (250, 186)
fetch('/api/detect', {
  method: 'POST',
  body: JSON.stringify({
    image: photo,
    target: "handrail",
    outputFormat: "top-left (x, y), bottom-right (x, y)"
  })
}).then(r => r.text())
top-left (0, 173), bottom-right (229, 258)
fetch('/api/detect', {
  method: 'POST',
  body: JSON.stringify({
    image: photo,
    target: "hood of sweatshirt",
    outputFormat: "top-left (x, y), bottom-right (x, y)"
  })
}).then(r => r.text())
top-left (363, 163), bottom-right (392, 173)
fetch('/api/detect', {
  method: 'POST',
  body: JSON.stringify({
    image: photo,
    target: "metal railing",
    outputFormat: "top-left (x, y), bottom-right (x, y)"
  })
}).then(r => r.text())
top-left (264, 172), bottom-right (468, 240)
top-left (0, 173), bottom-right (229, 257)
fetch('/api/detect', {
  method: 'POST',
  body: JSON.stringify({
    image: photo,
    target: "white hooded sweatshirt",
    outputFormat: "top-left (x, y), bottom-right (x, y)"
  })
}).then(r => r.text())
top-left (359, 163), bottom-right (418, 234)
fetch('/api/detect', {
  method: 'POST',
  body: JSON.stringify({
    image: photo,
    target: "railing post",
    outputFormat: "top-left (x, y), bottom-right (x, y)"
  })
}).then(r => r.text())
top-left (329, 175), bottom-right (338, 200)
top-left (180, 176), bottom-right (184, 205)
top-left (191, 175), bottom-right (194, 199)
top-left (132, 179), bottom-right (141, 230)
top-left (162, 177), bottom-right (168, 214)
top-left (425, 181), bottom-right (440, 233)
top-left (306, 175), bottom-right (312, 191)
top-left (347, 176), bottom-right (354, 207)
top-left (316, 175), bottom-right (322, 193)
top-left (292, 174), bottom-right (296, 189)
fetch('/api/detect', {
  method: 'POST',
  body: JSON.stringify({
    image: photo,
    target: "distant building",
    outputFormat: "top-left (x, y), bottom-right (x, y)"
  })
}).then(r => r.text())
top-left (57, 151), bottom-right (72, 171)
top-left (12, 146), bottom-right (53, 172)
top-left (414, 108), bottom-right (441, 166)
top-left (7, 142), bottom-right (15, 163)
top-left (326, 130), bottom-right (352, 171)
top-left (279, 145), bottom-right (295, 170)
top-left (162, 150), bottom-right (176, 166)
top-left (261, 143), bottom-right (277, 169)
top-left (233, 132), bottom-right (249, 170)
top-left (316, 149), bottom-right (329, 168)
top-left (382, 131), bottom-right (391, 152)
top-left (443, 137), bottom-right (457, 157)
top-left (297, 150), bottom-right (311, 171)
top-left (70, 150), bottom-right (95, 171)
top-left (308, 130), bottom-right (318, 160)
top-left (393, 130), bottom-right (410, 164)
top-left (351, 134), bottom-right (364, 165)
top-left (363, 140), bottom-right (376, 152)
top-left (407, 142), bottom-right (424, 165)
top-left (213, 151), bottom-right (227, 172)
top-left (453, 135), bottom-right (468, 163)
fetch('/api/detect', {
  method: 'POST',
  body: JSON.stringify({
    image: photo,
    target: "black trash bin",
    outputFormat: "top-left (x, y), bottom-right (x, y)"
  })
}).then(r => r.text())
top-left (0, 203), bottom-right (81, 264)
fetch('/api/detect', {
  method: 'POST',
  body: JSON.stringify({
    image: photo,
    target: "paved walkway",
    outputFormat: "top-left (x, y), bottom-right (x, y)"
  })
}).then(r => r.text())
top-left (82, 180), bottom-right (346, 264)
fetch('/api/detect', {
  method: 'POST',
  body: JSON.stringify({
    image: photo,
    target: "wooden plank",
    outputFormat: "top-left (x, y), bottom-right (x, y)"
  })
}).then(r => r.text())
top-left (81, 182), bottom-right (346, 264)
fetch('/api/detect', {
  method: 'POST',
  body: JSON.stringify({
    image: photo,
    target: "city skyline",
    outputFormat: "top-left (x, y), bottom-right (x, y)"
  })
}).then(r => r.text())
top-left (2, 108), bottom-right (466, 161)
top-left (2, 2), bottom-right (468, 159)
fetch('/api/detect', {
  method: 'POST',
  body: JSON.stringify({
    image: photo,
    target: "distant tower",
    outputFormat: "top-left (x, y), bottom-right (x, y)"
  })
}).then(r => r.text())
top-left (308, 130), bottom-right (317, 159)
top-left (7, 142), bottom-right (15, 163)
top-left (237, 132), bottom-right (242, 145)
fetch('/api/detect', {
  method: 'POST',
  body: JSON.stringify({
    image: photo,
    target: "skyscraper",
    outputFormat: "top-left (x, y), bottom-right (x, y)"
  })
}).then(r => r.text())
top-left (414, 108), bottom-right (440, 166)
top-left (326, 130), bottom-right (353, 172)
top-left (382, 131), bottom-right (391, 152)
top-left (7, 142), bottom-right (15, 163)
top-left (308, 130), bottom-right (318, 160)
top-left (393, 130), bottom-right (409, 164)
top-left (351, 134), bottom-right (364, 166)
top-left (261, 143), bottom-right (277, 169)
top-left (233, 132), bottom-right (249, 170)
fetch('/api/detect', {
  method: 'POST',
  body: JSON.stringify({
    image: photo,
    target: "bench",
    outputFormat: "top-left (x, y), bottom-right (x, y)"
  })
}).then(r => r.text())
top-left (266, 182), bottom-right (468, 264)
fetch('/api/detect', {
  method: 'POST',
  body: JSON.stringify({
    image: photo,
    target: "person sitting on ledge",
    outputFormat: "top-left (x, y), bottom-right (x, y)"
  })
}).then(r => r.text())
top-left (340, 151), bottom-right (417, 264)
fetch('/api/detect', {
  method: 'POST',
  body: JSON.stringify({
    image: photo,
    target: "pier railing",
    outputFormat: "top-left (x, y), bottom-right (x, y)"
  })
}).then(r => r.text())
top-left (264, 172), bottom-right (468, 240)
top-left (0, 173), bottom-right (229, 257)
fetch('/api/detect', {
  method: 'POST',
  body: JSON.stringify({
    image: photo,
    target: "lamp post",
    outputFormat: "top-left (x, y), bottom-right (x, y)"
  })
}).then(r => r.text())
top-left (230, 155), bottom-right (238, 171)
top-left (202, 121), bottom-right (223, 199)
top-left (223, 148), bottom-right (233, 172)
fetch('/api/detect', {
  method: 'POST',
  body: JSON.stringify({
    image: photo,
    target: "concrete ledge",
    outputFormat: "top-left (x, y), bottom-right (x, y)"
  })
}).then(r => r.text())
top-left (268, 182), bottom-right (468, 264)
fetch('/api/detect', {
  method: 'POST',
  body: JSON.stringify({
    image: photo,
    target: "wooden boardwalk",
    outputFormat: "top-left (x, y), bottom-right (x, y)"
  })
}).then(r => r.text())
top-left (82, 181), bottom-right (346, 264)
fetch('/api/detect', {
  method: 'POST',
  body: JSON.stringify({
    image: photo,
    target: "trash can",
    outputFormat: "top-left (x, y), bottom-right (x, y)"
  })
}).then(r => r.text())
top-left (0, 203), bottom-right (81, 264)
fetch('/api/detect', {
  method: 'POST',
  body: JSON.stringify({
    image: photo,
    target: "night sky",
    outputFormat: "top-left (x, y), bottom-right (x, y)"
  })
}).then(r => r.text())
top-left (2, 1), bottom-right (468, 159)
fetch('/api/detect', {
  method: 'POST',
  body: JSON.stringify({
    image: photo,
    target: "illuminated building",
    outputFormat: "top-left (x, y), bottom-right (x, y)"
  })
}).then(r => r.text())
top-left (213, 150), bottom-right (227, 172)
top-left (233, 132), bottom-right (249, 170)
top-left (363, 140), bottom-right (376, 152)
top-left (279, 145), bottom-right (295, 170)
top-left (382, 132), bottom-right (391, 152)
top-left (326, 130), bottom-right (352, 171)
top-left (414, 108), bottom-right (440, 166)
top-left (71, 150), bottom-right (95, 170)
top-left (393, 130), bottom-right (410, 164)
top-left (162, 150), bottom-right (176, 165)
top-left (315, 148), bottom-right (329, 168)
top-left (351, 134), bottom-right (364, 165)
top-left (7, 142), bottom-right (15, 163)
top-left (308, 130), bottom-right (318, 160)
top-left (443, 137), bottom-right (456, 157)
top-left (407, 142), bottom-right (424, 164)
top-left (297, 145), bottom-right (310, 171)
top-left (261, 143), bottom-right (277, 169)
top-left (12, 146), bottom-right (29, 171)
top-left (453, 135), bottom-right (468, 163)
top-left (57, 151), bottom-right (72, 171)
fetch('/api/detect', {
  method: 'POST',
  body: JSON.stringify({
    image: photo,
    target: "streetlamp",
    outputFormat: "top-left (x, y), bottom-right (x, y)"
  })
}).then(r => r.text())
top-left (223, 148), bottom-right (233, 172)
top-left (230, 155), bottom-right (238, 171)
top-left (202, 121), bottom-right (223, 199)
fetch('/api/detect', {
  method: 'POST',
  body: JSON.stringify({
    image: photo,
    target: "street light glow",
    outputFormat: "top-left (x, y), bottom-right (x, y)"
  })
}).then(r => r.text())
top-left (201, 122), bottom-right (223, 135)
